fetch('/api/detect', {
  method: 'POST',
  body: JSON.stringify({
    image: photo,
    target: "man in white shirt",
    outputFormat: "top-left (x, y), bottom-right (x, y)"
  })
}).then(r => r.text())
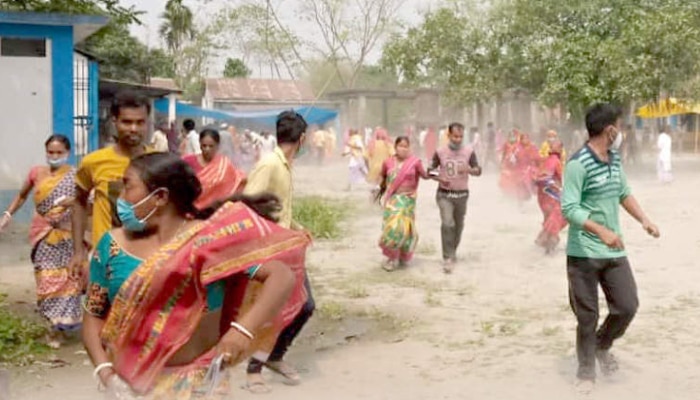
top-left (259, 130), bottom-right (277, 158)
top-left (183, 119), bottom-right (201, 155)
top-left (217, 123), bottom-right (236, 162)
top-left (656, 127), bottom-right (673, 183)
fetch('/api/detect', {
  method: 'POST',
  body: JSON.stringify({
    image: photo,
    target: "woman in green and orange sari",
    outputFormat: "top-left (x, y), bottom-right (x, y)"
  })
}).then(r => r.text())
top-left (82, 152), bottom-right (310, 399)
top-left (0, 135), bottom-right (83, 348)
top-left (377, 136), bottom-right (433, 271)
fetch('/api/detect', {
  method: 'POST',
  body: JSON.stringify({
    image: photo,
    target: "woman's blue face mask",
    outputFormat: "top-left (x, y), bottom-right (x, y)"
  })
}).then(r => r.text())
top-left (116, 190), bottom-right (161, 232)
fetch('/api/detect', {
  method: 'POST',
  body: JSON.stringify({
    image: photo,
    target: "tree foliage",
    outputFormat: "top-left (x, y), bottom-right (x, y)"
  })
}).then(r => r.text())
top-left (0, 0), bottom-right (170, 83)
top-left (382, 0), bottom-right (700, 119)
top-left (83, 24), bottom-right (175, 83)
top-left (159, 0), bottom-right (195, 54)
top-left (159, 0), bottom-right (216, 100)
top-left (213, 2), bottom-right (304, 80)
top-left (0, 0), bottom-right (141, 24)
top-left (223, 57), bottom-right (251, 78)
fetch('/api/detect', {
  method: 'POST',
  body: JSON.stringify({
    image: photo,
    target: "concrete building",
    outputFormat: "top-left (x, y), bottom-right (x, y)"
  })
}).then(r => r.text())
top-left (0, 11), bottom-right (107, 222)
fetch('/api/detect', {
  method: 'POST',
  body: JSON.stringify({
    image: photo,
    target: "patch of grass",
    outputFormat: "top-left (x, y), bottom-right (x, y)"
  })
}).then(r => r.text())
top-left (317, 301), bottom-right (348, 321)
top-left (424, 289), bottom-right (443, 307)
top-left (541, 326), bottom-right (562, 337)
top-left (293, 196), bottom-right (350, 240)
top-left (499, 321), bottom-right (524, 336)
top-left (416, 241), bottom-right (437, 255)
top-left (0, 293), bottom-right (49, 365)
top-left (480, 321), bottom-right (495, 337)
top-left (455, 286), bottom-right (475, 297)
top-left (345, 285), bottom-right (369, 299)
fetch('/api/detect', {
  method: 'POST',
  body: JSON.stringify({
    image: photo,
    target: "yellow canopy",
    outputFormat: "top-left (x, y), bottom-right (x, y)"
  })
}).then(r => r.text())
top-left (636, 98), bottom-right (700, 118)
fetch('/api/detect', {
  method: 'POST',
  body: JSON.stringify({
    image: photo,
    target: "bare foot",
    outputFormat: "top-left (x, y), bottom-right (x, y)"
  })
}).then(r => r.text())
top-left (244, 373), bottom-right (271, 394)
top-left (264, 361), bottom-right (301, 386)
top-left (574, 379), bottom-right (594, 396)
top-left (46, 331), bottom-right (63, 349)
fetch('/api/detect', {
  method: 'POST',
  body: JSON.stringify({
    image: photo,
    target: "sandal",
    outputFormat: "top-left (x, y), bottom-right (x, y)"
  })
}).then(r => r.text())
top-left (244, 374), bottom-right (272, 394)
top-left (263, 361), bottom-right (301, 386)
top-left (382, 260), bottom-right (397, 272)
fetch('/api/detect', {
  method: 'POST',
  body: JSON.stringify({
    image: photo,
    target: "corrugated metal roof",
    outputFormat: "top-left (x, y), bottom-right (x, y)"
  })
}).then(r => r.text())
top-left (205, 78), bottom-right (316, 102)
top-left (149, 77), bottom-right (180, 92)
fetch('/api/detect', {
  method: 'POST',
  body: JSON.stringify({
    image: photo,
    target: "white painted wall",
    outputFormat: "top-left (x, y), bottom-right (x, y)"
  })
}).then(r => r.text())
top-left (0, 37), bottom-right (52, 189)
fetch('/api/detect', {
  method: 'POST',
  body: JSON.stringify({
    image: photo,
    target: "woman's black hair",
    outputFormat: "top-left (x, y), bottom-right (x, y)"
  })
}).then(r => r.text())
top-left (45, 134), bottom-right (71, 151)
top-left (129, 152), bottom-right (278, 221)
top-left (199, 128), bottom-right (221, 144)
top-left (395, 136), bottom-right (410, 146)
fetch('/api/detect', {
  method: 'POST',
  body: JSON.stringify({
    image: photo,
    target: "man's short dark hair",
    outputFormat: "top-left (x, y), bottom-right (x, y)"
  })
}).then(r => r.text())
top-left (183, 119), bottom-right (196, 131)
top-left (585, 103), bottom-right (622, 137)
top-left (448, 122), bottom-right (464, 133)
top-left (276, 111), bottom-right (308, 144)
top-left (111, 91), bottom-right (151, 118)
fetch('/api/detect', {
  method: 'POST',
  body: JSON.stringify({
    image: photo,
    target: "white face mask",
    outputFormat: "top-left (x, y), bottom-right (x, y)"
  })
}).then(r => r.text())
top-left (611, 130), bottom-right (623, 150)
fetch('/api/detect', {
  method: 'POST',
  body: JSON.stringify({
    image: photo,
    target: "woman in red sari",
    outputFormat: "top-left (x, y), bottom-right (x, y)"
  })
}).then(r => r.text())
top-left (183, 128), bottom-right (246, 210)
top-left (499, 131), bottom-right (539, 203)
top-left (534, 139), bottom-right (568, 253)
top-left (82, 152), bottom-right (310, 399)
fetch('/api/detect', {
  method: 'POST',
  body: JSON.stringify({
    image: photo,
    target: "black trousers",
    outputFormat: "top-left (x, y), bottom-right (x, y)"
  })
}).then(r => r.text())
top-left (567, 256), bottom-right (639, 380)
top-left (247, 272), bottom-right (315, 374)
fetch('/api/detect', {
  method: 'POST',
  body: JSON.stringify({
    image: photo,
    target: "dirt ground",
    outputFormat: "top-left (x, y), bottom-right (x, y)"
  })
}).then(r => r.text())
top-left (1, 154), bottom-right (699, 400)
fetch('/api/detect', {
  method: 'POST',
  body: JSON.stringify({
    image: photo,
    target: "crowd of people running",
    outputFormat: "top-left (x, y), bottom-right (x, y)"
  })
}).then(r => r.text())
top-left (0, 92), bottom-right (667, 397)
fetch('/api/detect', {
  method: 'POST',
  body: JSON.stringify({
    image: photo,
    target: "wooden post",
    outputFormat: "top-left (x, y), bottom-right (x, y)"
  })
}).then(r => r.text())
top-left (0, 368), bottom-right (9, 400)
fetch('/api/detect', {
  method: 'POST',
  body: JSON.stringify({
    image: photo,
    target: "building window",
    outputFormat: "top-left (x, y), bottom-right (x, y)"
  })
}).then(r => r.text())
top-left (1, 38), bottom-right (47, 57)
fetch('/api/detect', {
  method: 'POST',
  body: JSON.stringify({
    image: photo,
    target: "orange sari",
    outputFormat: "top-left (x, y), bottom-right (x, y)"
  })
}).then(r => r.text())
top-left (184, 154), bottom-right (246, 209)
top-left (101, 202), bottom-right (310, 397)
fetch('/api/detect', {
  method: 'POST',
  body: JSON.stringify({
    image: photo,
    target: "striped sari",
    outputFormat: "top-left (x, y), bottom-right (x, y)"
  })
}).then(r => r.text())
top-left (101, 202), bottom-right (310, 399)
top-left (184, 154), bottom-right (246, 210)
top-left (379, 156), bottom-right (422, 262)
top-left (28, 165), bottom-right (82, 331)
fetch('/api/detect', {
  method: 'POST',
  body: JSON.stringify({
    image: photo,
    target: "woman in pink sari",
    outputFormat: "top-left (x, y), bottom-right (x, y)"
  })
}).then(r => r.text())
top-left (183, 128), bottom-right (246, 210)
top-left (376, 136), bottom-right (432, 271)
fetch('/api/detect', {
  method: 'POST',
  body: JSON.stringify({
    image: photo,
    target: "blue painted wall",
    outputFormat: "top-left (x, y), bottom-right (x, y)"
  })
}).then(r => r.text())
top-left (0, 23), bottom-right (75, 223)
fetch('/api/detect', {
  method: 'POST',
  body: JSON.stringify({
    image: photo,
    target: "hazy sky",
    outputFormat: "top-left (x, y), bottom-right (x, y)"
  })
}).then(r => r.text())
top-left (120, 0), bottom-right (438, 76)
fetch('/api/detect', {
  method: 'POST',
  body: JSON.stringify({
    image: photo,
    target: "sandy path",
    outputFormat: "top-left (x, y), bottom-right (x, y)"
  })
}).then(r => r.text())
top-left (1, 155), bottom-right (698, 400)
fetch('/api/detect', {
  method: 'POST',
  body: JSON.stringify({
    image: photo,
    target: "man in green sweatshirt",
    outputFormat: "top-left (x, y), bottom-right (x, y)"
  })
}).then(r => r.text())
top-left (561, 103), bottom-right (660, 393)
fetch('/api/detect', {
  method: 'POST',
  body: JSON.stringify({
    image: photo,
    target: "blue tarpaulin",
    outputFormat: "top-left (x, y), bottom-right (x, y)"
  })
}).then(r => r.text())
top-left (154, 99), bottom-right (338, 126)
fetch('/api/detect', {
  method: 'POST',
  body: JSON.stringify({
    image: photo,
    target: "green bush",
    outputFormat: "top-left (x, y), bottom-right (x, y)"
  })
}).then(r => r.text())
top-left (293, 196), bottom-right (349, 240)
top-left (0, 293), bottom-right (49, 364)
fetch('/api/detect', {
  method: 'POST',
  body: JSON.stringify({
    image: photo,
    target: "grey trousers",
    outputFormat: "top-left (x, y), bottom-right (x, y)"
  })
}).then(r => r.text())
top-left (567, 256), bottom-right (639, 380)
top-left (436, 190), bottom-right (469, 261)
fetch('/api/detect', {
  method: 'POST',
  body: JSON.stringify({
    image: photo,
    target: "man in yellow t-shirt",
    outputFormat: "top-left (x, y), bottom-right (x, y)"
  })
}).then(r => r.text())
top-left (243, 111), bottom-right (313, 392)
top-left (68, 92), bottom-right (153, 274)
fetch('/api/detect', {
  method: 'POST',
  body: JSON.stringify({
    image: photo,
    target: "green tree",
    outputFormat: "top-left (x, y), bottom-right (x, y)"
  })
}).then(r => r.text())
top-left (382, 0), bottom-right (700, 120)
top-left (0, 0), bottom-right (140, 24)
top-left (158, 0), bottom-right (216, 101)
top-left (213, 3), bottom-right (304, 79)
top-left (159, 0), bottom-right (195, 54)
top-left (82, 24), bottom-right (175, 83)
top-left (223, 58), bottom-right (251, 78)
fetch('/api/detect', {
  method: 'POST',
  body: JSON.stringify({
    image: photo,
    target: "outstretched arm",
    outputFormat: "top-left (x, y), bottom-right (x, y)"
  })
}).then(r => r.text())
top-left (0, 174), bottom-right (34, 231)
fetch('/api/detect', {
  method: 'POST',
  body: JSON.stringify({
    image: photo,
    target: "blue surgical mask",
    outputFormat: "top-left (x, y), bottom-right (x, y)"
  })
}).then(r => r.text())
top-left (47, 157), bottom-right (68, 168)
top-left (116, 191), bottom-right (160, 232)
